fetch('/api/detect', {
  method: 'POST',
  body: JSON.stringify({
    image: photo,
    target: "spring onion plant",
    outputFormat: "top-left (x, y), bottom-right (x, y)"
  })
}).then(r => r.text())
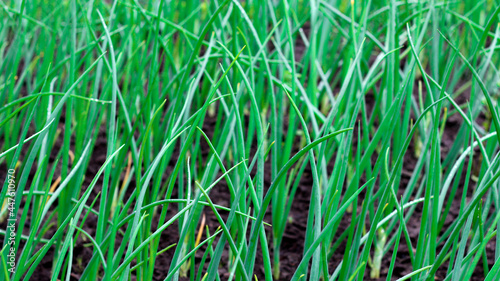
top-left (1, 0), bottom-right (499, 280)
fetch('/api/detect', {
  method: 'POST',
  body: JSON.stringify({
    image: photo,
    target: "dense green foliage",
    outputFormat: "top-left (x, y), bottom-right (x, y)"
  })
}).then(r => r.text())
top-left (1, 0), bottom-right (500, 280)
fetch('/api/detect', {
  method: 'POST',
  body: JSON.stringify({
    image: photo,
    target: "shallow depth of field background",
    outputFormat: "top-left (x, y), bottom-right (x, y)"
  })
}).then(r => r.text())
top-left (1, 0), bottom-right (500, 281)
